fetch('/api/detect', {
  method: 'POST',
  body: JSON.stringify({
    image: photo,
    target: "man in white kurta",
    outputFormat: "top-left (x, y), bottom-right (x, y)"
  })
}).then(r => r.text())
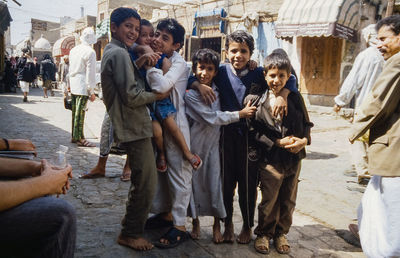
top-left (334, 24), bottom-right (384, 183)
top-left (69, 27), bottom-right (97, 146)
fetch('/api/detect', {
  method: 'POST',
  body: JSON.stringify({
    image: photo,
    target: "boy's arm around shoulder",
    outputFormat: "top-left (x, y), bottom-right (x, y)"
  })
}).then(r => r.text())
top-left (102, 47), bottom-right (156, 108)
top-left (146, 54), bottom-right (187, 93)
top-left (185, 89), bottom-right (240, 125)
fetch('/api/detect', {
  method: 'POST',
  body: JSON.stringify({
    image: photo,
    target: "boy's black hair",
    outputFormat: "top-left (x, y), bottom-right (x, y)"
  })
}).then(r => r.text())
top-left (225, 30), bottom-right (255, 56)
top-left (271, 48), bottom-right (289, 59)
top-left (376, 15), bottom-right (400, 35)
top-left (110, 7), bottom-right (140, 27)
top-left (263, 52), bottom-right (291, 74)
top-left (140, 19), bottom-right (152, 27)
top-left (191, 48), bottom-right (220, 73)
top-left (156, 18), bottom-right (185, 50)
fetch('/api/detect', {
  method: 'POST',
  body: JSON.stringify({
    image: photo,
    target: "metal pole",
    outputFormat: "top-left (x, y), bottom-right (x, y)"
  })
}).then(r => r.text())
top-left (386, 0), bottom-right (394, 17)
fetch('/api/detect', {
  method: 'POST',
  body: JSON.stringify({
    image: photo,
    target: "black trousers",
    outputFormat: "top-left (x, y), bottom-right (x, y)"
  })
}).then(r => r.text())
top-left (222, 125), bottom-right (258, 228)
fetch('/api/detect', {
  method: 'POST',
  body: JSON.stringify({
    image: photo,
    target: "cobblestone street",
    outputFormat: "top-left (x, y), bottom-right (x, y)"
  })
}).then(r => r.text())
top-left (0, 88), bottom-right (365, 257)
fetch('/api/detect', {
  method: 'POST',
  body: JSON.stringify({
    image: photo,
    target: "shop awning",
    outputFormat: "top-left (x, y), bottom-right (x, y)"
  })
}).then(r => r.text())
top-left (0, 2), bottom-right (12, 35)
top-left (275, 0), bottom-right (360, 42)
top-left (96, 19), bottom-right (110, 40)
top-left (52, 36), bottom-right (75, 57)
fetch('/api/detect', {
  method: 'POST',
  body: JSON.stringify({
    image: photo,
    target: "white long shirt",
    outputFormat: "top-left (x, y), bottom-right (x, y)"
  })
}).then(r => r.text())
top-left (69, 43), bottom-right (96, 96)
top-left (334, 46), bottom-right (384, 109)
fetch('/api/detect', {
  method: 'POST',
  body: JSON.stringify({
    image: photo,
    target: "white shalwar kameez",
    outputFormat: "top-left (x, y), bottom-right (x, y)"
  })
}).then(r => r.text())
top-left (146, 51), bottom-right (190, 226)
top-left (185, 84), bottom-right (240, 219)
top-left (358, 175), bottom-right (400, 258)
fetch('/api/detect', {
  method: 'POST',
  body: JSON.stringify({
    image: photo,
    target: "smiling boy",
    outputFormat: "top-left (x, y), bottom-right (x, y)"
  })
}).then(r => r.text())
top-left (251, 52), bottom-right (312, 254)
top-left (101, 7), bottom-right (168, 251)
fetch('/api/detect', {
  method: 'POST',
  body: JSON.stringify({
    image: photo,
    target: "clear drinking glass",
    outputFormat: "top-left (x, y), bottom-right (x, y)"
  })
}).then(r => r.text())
top-left (50, 145), bottom-right (69, 168)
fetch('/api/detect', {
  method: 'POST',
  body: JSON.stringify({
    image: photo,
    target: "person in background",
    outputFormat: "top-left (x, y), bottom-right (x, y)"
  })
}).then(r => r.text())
top-left (333, 24), bottom-right (384, 184)
top-left (17, 49), bottom-right (35, 102)
top-left (40, 54), bottom-right (56, 98)
top-left (32, 56), bottom-right (40, 88)
top-left (69, 27), bottom-right (97, 147)
top-left (60, 55), bottom-right (70, 97)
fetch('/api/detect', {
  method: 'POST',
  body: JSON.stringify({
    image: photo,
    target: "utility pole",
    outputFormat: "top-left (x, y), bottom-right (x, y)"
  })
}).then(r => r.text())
top-left (386, 0), bottom-right (394, 17)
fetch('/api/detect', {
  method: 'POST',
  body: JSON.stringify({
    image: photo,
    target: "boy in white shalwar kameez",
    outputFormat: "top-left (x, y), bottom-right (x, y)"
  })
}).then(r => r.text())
top-left (185, 49), bottom-right (256, 243)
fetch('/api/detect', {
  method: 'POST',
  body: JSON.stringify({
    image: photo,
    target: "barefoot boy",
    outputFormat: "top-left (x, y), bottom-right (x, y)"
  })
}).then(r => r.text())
top-left (101, 7), bottom-right (168, 251)
top-left (252, 52), bottom-right (312, 254)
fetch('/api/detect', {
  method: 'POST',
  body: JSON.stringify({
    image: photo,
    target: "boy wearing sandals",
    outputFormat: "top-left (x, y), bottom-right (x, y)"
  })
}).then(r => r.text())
top-left (252, 52), bottom-right (312, 254)
top-left (145, 18), bottom-right (200, 248)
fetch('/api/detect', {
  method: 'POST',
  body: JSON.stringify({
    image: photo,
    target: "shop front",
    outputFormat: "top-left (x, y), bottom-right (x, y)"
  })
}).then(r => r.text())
top-left (276, 0), bottom-right (360, 106)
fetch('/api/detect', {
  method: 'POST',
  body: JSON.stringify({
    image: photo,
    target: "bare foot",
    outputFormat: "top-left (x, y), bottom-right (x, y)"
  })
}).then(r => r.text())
top-left (223, 222), bottom-right (235, 243)
top-left (117, 234), bottom-right (153, 251)
top-left (80, 164), bottom-right (105, 179)
top-left (89, 164), bottom-right (106, 176)
top-left (190, 218), bottom-right (200, 240)
top-left (213, 219), bottom-right (223, 244)
top-left (120, 160), bottom-right (131, 181)
top-left (236, 226), bottom-right (252, 244)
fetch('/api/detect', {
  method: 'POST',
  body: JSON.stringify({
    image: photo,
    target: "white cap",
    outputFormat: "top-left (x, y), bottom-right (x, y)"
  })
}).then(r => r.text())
top-left (362, 24), bottom-right (378, 46)
top-left (80, 27), bottom-right (96, 45)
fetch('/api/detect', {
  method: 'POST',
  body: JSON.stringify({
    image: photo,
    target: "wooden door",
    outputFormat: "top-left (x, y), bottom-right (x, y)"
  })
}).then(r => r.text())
top-left (300, 37), bottom-right (343, 95)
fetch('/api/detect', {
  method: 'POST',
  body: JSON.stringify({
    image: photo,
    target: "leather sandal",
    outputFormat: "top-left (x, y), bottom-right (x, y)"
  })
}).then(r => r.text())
top-left (254, 236), bottom-right (270, 254)
top-left (274, 234), bottom-right (290, 254)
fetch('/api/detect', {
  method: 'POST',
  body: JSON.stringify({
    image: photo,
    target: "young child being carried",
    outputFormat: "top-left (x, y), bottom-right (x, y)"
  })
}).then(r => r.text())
top-left (185, 49), bottom-right (257, 243)
top-left (251, 52), bottom-right (313, 255)
top-left (132, 19), bottom-right (202, 172)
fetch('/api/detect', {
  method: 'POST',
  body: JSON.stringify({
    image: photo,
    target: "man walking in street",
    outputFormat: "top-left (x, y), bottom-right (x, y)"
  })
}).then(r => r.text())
top-left (350, 15), bottom-right (400, 257)
top-left (40, 54), bottom-right (56, 98)
top-left (334, 24), bottom-right (385, 184)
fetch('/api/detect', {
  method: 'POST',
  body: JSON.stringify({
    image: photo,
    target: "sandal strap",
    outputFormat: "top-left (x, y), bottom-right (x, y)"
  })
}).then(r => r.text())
top-left (161, 227), bottom-right (187, 245)
top-left (274, 234), bottom-right (290, 247)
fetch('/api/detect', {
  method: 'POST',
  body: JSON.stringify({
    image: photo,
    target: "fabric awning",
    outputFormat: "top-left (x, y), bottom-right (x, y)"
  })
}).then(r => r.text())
top-left (96, 19), bottom-right (110, 40)
top-left (0, 2), bottom-right (12, 35)
top-left (52, 36), bottom-right (75, 57)
top-left (275, 0), bottom-right (360, 42)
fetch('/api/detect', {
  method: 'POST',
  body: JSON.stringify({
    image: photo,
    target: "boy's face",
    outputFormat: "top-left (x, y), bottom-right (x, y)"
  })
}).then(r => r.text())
top-left (227, 41), bottom-right (251, 70)
top-left (194, 62), bottom-right (217, 86)
top-left (111, 17), bottom-right (140, 47)
top-left (265, 67), bottom-right (290, 95)
top-left (137, 25), bottom-right (154, 46)
top-left (153, 29), bottom-right (180, 57)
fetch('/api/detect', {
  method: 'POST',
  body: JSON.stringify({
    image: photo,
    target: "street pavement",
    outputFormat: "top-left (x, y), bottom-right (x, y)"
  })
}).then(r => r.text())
top-left (0, 87), bottom-right (365, 257)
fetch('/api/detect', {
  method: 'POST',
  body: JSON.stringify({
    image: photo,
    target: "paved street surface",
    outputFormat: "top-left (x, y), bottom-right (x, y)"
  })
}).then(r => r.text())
top-left (0, 88), bottom-right (365, 257)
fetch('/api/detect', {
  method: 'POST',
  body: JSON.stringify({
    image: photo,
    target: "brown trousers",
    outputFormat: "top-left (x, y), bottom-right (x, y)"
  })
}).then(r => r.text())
top-left (254, 162), bottom-right (301, 238)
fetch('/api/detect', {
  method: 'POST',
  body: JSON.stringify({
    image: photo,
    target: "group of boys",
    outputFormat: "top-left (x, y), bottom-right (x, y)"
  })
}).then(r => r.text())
top-left (101, 6), bottom-right (312, 254)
